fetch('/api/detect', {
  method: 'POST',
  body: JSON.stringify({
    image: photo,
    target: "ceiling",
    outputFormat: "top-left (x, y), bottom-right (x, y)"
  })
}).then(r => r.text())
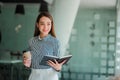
top-left (80, 0), bottom-right (117, 9)
top-left (0, 0), bottom-right (42, 3)
top-left (0, 0), bottom-right (117, 9)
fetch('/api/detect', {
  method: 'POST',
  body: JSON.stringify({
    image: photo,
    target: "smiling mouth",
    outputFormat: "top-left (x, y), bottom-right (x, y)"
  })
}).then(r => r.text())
top-left (43, 30), bottom-right (49, 32)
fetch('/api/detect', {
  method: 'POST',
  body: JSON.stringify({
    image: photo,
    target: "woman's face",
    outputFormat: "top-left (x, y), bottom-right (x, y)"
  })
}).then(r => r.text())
top-left (37, 16), bottom-right (52, 37)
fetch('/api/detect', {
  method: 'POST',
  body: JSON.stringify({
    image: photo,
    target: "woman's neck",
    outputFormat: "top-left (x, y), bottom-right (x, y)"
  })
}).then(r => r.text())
top-left (39, 34), bottom-right (48, 39)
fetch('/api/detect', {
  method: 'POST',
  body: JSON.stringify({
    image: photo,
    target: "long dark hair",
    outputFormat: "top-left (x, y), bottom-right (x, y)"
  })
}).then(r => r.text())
top-left (34, 12), bottom-right (56, 38)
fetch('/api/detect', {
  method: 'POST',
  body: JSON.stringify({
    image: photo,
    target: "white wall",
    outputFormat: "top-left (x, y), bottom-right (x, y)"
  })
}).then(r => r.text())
top-left (50, 0), bottom-right (80, 56)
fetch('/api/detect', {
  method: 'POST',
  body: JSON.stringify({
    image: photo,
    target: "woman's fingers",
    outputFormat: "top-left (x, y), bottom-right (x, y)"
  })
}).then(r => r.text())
top-left (23, 59), bottom-right (31, 67)
top-left (47, 59), bottom-right (66, 66)
top-left (54, 59), bottom-right (58, 64)
top-left (47, 60), bottom-right (53, 65)
top-left (47, 60), bottom-right (62, 71)
top-left (47, 60), bottom-right (55, 67)
top-left (60, 60), bottom-right (67, 65)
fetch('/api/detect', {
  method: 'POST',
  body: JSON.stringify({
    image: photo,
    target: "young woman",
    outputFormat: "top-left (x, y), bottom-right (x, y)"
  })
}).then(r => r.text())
top-left (23, 12), bottom-right (66, 80)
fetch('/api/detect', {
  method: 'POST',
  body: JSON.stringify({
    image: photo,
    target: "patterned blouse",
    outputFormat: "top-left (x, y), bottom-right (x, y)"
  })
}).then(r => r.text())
top-left (28, 34), bottom-right (60, 69)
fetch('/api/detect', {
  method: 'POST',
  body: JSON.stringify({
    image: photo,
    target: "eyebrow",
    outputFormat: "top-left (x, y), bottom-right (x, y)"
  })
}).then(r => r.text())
top-left (39, 21), bottom-right (51, 23)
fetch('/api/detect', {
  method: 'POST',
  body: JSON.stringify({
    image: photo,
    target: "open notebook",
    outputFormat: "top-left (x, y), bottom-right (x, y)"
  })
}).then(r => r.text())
top-left (40, 55), bottom-right (72, 66)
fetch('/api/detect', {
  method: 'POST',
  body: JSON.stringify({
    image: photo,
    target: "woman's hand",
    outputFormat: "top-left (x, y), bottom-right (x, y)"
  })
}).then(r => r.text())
top-left (23, 57), bottom-right (31, 67)
top-left (23, 52), bottom-right (31, 68)
top-left (47, 59), bottom-right (66, 71)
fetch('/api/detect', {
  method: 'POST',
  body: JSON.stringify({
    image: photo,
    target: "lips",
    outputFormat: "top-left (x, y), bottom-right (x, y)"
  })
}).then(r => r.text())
top-left (43, 30), bottom-right (49, 32)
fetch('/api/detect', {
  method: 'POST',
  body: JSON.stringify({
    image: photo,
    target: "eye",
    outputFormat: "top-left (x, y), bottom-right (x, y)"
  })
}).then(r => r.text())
top-left (47, 24), bottom-right (50, 26)
top-left (40, 23), bottom-right (44, 25)
top-left (47, 23), bottom-right (51, 26)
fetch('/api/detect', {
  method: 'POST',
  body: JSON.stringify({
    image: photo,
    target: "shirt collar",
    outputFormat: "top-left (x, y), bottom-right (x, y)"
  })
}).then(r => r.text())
top-left (38, 34), bottom-right (50, 41)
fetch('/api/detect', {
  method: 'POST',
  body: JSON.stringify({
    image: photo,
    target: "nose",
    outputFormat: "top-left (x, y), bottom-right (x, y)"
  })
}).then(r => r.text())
top-left (44, 24), bottom-right (48, 29)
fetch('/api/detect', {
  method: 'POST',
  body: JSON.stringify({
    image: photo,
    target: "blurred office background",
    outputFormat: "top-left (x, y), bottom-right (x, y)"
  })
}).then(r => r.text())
top-left (0, 0), bottom-right (119, 80)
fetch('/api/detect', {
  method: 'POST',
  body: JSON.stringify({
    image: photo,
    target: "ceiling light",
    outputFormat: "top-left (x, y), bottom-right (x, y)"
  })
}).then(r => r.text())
top-left (15, 4), bottom-right (25, 15)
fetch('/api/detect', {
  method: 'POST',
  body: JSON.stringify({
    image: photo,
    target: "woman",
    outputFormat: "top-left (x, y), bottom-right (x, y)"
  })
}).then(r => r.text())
top-left (23, 12), bottom-right (66, 80)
